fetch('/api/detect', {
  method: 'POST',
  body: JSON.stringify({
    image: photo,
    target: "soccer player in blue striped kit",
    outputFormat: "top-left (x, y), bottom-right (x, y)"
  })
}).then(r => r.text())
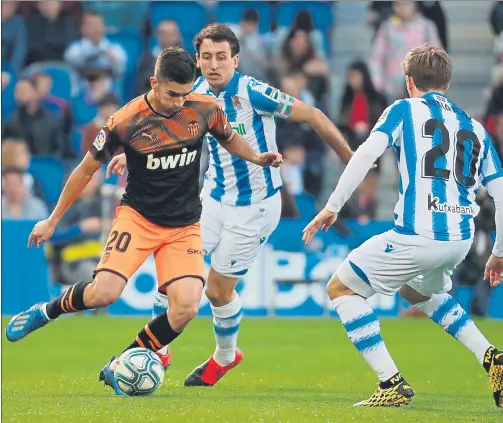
top-left (303, 44), bottom-right (503, 407)
top-left (107, 24), bottom-right (354, 386)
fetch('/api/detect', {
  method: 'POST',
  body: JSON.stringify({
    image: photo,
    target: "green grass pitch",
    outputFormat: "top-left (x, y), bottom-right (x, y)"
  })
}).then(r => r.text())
top-left (2, 316), bottom-right (502, 423)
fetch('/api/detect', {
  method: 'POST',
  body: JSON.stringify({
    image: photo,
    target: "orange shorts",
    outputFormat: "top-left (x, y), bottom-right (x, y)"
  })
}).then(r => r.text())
top-left (95, 206), bottom-right (204, 291)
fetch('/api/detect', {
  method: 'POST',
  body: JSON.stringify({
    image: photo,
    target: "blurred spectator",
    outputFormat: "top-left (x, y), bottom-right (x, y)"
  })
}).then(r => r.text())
top-left (46, 171), bottom-right (103, 285)
top-left (74, 70), bottom-right (116, 126)
top-left (33, 73), bottom-right (74, 158)
top-left (490, 1), bottom-right (503, 35)
top-left (137, 20), bottom-right (185, 95)
top-left (491, 113), bottom-right (503, 163)
top-left (370, 0), bottom-right (441, 102)
top-left (275, 10), bottom-right (326, 61)
top-left (2, 167), bottom-right (48, 220)
top-left (339, 170), bottom-right (379, 224)
top-left (417, 2), bottom-right (448, 51)
top-left (1, 139), bottom-right (45, 200)
top-left (81, 93), bottom-right (119, 154)
top-left (484, 65), bottom-right (503, 134)
top-left (277, 73), bottom-right (326, 198)
top-left (339, 61), bottom-right (387, 150)
top-left (2, 78), bottom-right (66, 157)
top-left (495, 32), bottom-right (503, 64)
top-left (281, 141), bottom-right (305, 195)
top-left (1, 1), bottom-right (27, 74)
top-left (230, 9), bottom-right (271, 81)
top-left (64, 10), bottom-right (126, 82)
top-left (26, 1), bottom-right (77, 65)
top-left (277, 29), bottom-right (329, 103)
top-left (369, 1), bottom-right (447, 50)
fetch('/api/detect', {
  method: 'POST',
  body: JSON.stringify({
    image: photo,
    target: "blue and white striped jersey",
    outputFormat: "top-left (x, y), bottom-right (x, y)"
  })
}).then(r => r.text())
top-left (193, 72), bottom-right (293, 206)
top-left (373, 92), bottom-right (503, 241)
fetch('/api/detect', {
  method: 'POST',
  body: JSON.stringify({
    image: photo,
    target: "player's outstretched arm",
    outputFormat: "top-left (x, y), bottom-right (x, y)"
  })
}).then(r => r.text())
top-left (303, 131), bottom-right (388, 244)
top-left (289, 99), bottom-right (354, 164)
top-left (28, 153), bottom-right (102, 248)
top-left (218, 132), bottom-right (283, 168)
top-left (483, 177), bottom-right (503, 287)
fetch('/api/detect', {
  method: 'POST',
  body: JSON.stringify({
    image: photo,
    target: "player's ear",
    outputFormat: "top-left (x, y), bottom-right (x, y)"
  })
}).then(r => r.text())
top-left (232, 54), bottom-right (239, 70)
top-left (195, 54), bottom-right (201, 68)
top-left (150, 76), bottom-right (157, 90)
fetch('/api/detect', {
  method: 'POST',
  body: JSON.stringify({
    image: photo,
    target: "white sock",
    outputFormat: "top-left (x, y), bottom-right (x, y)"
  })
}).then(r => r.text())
top-left (332, 295), bottom-right (399, 382)
top-left (41, 303), bottom-right (51, 320)
top-left (212, 294), bottom-right (242, 366)
top-left (414, 293), bottom-right (491, 363)
top-left (152, 291), bottom-right (169, 356)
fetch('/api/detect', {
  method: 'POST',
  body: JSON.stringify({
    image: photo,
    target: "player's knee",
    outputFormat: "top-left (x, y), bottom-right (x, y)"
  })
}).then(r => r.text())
top-left (326, 274), bottom-right (354, 300)
top-left (86, 273), bottom-right (125, 307)
top-left (206, 269), bottom-right (236, 306)
top-left (168, 302), bottom-right (199, 330)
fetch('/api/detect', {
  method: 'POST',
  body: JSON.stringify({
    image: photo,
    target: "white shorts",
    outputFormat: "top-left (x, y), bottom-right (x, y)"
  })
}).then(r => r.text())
top-left (201, 192), bottom-right (282, 277)
top-left (337, 230), bottom-right (472, 298)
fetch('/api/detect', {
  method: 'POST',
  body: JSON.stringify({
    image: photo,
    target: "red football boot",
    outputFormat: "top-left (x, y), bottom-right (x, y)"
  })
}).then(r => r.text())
top-left (184, 348), bottom-right (243, 386)
top-left (156, 349), bottom-right (172, 370)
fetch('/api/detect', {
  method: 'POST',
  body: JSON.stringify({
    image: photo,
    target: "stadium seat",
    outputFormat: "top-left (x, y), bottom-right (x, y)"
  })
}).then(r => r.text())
top-left (72, 94), bottom-right (98, 126)
top-left (215, 1), bottom-right (272, 34)
top-left (83, 1), bottom-right (148, 34)
top-left (1, 66), bottom-right (17, 119)
top-left (108, 33), bottom-right (143, 101)
top-left (150, 1), bottom-right (207, 53)
top-left (22, 62), bottom-right (80, 101)
top-left (294, 192), bottom-right (318, 218)
top-left (29, 156), bottom-right (65, 207)
top-left (276, 1), bottom-right (335, 33)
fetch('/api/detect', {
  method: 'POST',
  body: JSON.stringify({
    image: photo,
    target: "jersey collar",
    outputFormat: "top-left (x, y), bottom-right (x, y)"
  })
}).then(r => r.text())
top-left (206, 71), bottom-right (241, 98)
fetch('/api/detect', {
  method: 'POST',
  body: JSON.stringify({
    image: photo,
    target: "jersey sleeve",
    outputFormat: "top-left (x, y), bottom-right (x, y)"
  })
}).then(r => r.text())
top-left (246, 80), bottom-right (294, 119)
top-left (206, 103), bottom-right (233, 142)
top-left (88, 117), bottom-right (123, 164)
top-left (371, 99), bottom-right (405, 147)
top-left (479, 131), bottom-right (503, 186)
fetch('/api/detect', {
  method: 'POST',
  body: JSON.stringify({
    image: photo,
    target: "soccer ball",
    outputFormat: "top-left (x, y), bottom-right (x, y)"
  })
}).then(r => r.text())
top-left (114, 348), bottom-right (164, 396)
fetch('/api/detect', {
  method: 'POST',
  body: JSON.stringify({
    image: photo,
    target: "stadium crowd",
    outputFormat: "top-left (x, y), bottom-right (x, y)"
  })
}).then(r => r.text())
top-left (2, 0), bottom-right (503, 316)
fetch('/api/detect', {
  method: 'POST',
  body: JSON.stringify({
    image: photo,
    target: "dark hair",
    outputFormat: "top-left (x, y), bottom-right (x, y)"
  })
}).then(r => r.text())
top-left (402, 44), bottom-right (452, 92)
top-left (98, 93), bottom-right (119, 108)
top-left (193, 24), bottom-right (240, 57)
top-left (282, 29), bottom-right (315, 70)
top-left (155, 47), bottom-right (196, 84)
top-left (293, 10), bottom-right (314, 32)
top-left (83, 10), bottom-right (102, 19)
top-left (242, 9), bottom-right (259, 23)
top-left (2, 167), bottom-right (24, 178)
top-left (341, 60), bottom-right (380, 105)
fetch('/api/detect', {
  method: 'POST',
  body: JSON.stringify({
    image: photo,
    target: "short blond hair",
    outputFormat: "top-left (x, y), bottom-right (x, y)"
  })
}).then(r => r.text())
top-left (402, 44), bottom-right (452, 92)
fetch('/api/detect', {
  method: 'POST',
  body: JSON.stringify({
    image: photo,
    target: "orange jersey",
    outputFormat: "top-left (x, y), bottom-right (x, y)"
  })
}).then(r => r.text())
top-left (89, 93), bottom-right (232, 227)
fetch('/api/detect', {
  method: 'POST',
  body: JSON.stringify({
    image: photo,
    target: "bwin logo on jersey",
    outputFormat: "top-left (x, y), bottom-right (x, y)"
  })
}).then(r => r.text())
top-left (427, 194), bottom-right (475, 214)
top-left (147, 148), bottom-right (197, 170)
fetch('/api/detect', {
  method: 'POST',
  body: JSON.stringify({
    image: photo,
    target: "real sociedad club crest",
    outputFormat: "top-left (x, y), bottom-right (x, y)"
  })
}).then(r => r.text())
top-left (188, 120), bottom-right (200, 137)
top-left (233, 96), bottom-right (242, 111)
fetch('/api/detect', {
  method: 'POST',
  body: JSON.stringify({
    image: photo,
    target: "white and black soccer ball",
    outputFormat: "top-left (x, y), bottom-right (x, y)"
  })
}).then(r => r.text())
top-left (114, 348), bottom-right (164, 396)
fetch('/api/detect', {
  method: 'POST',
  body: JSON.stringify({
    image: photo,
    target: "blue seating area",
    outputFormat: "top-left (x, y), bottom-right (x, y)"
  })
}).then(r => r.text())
top-left (2, 1), bottom-right (336, 213)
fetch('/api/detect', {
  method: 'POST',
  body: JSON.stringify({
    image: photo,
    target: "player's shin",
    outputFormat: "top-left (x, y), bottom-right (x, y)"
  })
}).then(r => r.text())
top-left (123, 311), bottom-right (181, 354)
top-left (152, 291), bottom-right (170, 356)
top-left (413, 293), bottom-right (492, 364)
top-left (211, 294), bottom-right (243, 366)
top-left (45, 280), bottom-right (93, 319)
top-left (331, 295), bottom-right (400, 382)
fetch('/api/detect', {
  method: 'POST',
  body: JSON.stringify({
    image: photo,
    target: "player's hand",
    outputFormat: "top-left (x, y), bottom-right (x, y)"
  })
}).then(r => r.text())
top-left (28, 219), bottom-right (56, 248)
top-left (254, 152), bottom-right (283, 168)
top-left (106, 153), bottom-right (127, 178)
top-left (302, 208), bottom-right (338, 245)
top-left (483, 254), bottom-right (503, 287)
